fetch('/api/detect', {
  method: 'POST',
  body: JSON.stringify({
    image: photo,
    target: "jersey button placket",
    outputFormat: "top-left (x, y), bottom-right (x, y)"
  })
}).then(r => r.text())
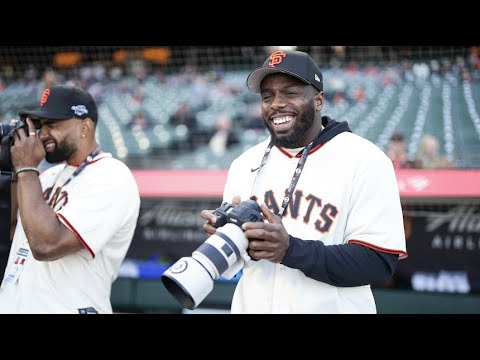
top-left (272, 264), bottom-right (290, 313)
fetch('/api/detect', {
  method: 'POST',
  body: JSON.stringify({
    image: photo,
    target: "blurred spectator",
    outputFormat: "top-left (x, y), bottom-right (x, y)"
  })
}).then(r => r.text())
top-left (128, 110), bottom-right (151, 131)
top-left (42, 69), bottom-right (57, 88)
top-left (168, 102), bottom-right (200, 150)
top-left (208, 113), bottom-right (239, 155)
top-left (415, 134), bottom-right (453, 169)
top-left (131, 86), bottom-right (144, 111)
top-left (35, 69), bottom-right (58, 100)
top-left (386, 132), bottom-right (415, 169)
top-left (412, 62), bottom-right (430, 83)
top-left (353, 85), bottom-right (366, 103)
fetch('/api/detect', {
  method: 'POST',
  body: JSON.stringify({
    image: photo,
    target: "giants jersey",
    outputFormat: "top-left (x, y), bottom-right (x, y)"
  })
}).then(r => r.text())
top-left (223, 131), bottom-right (407, 314)
top-left (0, 153), bottom-right (140, 314)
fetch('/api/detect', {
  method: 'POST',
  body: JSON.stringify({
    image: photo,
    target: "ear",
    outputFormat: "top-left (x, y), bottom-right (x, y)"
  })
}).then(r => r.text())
top-left (315, 91), bottom-right (323, 111)
top-left (81, 118), bottom-right (94, 136)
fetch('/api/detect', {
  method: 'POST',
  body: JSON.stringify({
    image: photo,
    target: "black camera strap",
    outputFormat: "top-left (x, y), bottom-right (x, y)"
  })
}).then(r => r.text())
top-left (251, 117), bottom-right (350, 218)
top-left (0, 136), bottom-right (13, 245)
top-left (254, 139), bottom-right (314, 219)
top-left (0, 171), bottom-right (12, 278)
top-left (60, 146), bottom-right (101, 189)
top-left (278, 141), bottom-right (314, 218)
top-left (46, 147), bottom-right (101, 207)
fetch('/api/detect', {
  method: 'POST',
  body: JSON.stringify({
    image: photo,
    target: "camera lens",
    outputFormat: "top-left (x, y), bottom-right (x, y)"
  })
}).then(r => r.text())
top-left (0, 123), bottom-right (20, 139)
top-left (0, 124), bottom-right (9, 138)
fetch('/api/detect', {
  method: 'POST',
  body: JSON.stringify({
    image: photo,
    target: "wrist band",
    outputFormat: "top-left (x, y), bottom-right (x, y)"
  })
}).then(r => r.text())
top-left (14, 167), bottom-right (40, 180)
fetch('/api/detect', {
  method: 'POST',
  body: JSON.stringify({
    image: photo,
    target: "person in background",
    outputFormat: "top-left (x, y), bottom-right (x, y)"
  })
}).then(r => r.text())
top-left (386, 131), bottom-right (415, 169)
top-left (128, 110), bottom-right (151, 131)
top-left (169, 102), bottom-right (200, 150)
top-left (208, 112), bottom-right (239, 155)
top-left (0, 85), bottom-right (140, 313)
top-left (415, 134), bottom-right (453, 169)
top-left (200, 50), bottom-right (407, 314)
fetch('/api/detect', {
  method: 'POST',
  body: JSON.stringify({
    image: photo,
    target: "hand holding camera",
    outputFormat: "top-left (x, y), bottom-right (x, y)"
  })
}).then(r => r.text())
top-left (201, 197), bottom-right (291, 263)
top-left (201, 194), bottom-right (242, 236)
top-left (0, 117), bottom-right (44, 173)
top-left (162, 199), bottom-right (266, 310)
top-left (241, 202), bottom-right (291, 264)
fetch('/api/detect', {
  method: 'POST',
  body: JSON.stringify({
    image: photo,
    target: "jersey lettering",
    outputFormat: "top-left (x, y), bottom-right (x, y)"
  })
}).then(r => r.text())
top-left (283, 190), bottom-right (303, 219)
top-left (261, 189), bottom-right (338, 234)
top-left (44, 186), bottom-right (69, 211)
top-left (264, 190), bottom-right (280, 215)
top-left (315, 203), bottom-right (338, 233)
top-left (303, 194), bottom-right (322, 223)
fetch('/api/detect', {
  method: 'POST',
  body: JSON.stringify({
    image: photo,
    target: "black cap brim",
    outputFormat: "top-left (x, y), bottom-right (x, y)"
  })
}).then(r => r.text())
top-left (18, 109), bottom-right (72, 121)
top-left (246, 67), bottom-right (312, 93)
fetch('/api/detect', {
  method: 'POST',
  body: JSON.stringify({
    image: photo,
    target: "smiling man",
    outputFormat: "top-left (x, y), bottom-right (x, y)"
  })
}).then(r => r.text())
top-left (200, 50), bottom-right (407, 314)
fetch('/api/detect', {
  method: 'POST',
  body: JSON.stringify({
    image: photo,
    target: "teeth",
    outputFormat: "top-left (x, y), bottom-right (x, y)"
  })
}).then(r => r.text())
top-left (273, 116), bottom-right (293, 125)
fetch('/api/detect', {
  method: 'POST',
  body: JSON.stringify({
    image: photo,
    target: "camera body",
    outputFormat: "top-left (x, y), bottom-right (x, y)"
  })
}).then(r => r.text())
top-left (0, 116), bottom-right (34, 141)
top-left (161, 199), bottom-right (264, 310)
top-left (213, 199), bottom-right (265, 229)
top-left (0, 117), bottom-right (29, 172)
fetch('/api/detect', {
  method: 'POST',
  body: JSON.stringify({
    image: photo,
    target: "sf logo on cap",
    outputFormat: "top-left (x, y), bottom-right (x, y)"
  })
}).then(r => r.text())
top-left (40, 88), bottom-right (51, 107)
top-left (269, 51), bottom-right (287, 67)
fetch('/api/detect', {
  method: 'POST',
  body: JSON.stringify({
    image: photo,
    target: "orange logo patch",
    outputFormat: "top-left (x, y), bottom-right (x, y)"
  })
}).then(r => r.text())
top-left (40, 88), bottom-right (51, 106)
top-left (268, 51), bottom-right (287, 67)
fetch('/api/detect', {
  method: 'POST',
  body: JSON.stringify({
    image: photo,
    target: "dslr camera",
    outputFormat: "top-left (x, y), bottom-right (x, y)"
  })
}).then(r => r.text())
top-left (161, 199), bottom-right (264, 310)
top-left (0, 116), bottom-right (35, 172)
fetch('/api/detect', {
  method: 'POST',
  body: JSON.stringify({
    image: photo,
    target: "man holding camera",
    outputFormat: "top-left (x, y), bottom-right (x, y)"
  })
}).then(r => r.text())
top-left (201, 50), bottom-right (407, 314)
top-left (0, 85), bottom-right (140, 313)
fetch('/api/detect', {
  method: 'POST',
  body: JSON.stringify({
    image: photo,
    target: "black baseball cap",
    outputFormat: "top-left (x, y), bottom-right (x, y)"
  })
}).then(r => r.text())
top-left (18, 85), bottom-right (98, 123)
top-left (246, 50), bottom-right (323, 93)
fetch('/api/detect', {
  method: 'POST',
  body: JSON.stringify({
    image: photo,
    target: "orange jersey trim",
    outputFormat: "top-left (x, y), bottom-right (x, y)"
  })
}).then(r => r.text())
top-left (57, 213), bottom-right (95, 259)
top-left (348, 239), bottom-right (408, 260)
top-left (278, 142), bottom-right (326, 158)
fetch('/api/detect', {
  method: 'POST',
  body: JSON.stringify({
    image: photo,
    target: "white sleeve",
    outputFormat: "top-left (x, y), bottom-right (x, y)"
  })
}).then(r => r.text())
top-left (56, 161), bottom-right (140, 259)
top-left (344, 151), bottom-right (407, 259)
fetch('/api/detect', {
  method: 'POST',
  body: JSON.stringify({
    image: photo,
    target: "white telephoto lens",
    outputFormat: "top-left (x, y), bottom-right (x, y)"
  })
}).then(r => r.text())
top-left (161, 257), bottom-right (214, 310)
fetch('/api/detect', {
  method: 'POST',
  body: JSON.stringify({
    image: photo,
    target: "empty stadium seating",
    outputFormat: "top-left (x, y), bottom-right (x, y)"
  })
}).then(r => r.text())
top-left (2, 66), bottom-right (479, 169)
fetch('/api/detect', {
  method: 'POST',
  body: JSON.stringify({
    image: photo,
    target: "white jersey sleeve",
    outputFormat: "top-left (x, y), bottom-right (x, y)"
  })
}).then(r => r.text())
top-left (56, 157), bottom-right (140, 260)
top-left (344, 137), bottom-right (407, 258)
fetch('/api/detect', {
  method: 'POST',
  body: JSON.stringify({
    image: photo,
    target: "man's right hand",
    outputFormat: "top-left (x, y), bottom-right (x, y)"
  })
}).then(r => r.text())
top-left (200, 195), bottom-right (241, 235)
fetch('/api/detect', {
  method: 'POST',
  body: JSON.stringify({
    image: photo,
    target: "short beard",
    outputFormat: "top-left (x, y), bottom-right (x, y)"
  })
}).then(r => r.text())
top-left (267, 100), bottom-right (316, 148)
top-left (45, 140), bottom-right (77, 164)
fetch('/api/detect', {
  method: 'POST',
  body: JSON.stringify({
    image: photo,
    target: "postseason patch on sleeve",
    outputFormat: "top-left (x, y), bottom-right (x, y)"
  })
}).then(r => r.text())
top-left (78, 307), bottom-right (98, 314)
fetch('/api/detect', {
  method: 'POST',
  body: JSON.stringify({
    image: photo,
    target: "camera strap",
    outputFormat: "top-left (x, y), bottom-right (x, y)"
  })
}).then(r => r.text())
top-left (278, 141), bottom-right (314, 218)
top-left (0, 136), bottom-right (13, 244)
top-left (46, 147), bottom-right (101, 207)
top-left (0, 171), bottom-right (12, 243)
top-left (254, 139), bottom-right (314, 218)
top-left (60, 146), bottom-right (101, 189)
top-left (251, 117), bottom-right (350, 218)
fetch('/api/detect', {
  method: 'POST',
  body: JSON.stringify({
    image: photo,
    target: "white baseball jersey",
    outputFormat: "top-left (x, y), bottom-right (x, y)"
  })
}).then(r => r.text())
top-left (223, 131), bottom-right (407, 314)
top-left (0, 153), bottom-right (140, 314)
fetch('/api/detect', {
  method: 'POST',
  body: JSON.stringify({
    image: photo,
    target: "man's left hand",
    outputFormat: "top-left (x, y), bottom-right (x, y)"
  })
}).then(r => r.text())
top-left (242, 203), bottom-right (290, 263)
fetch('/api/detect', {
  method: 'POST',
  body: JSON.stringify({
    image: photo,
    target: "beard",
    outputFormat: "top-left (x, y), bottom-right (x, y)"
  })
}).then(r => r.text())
top-left (45, 139), bottom-right (77, 164)
top-left (266, 100), bottom-right (316, 148)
